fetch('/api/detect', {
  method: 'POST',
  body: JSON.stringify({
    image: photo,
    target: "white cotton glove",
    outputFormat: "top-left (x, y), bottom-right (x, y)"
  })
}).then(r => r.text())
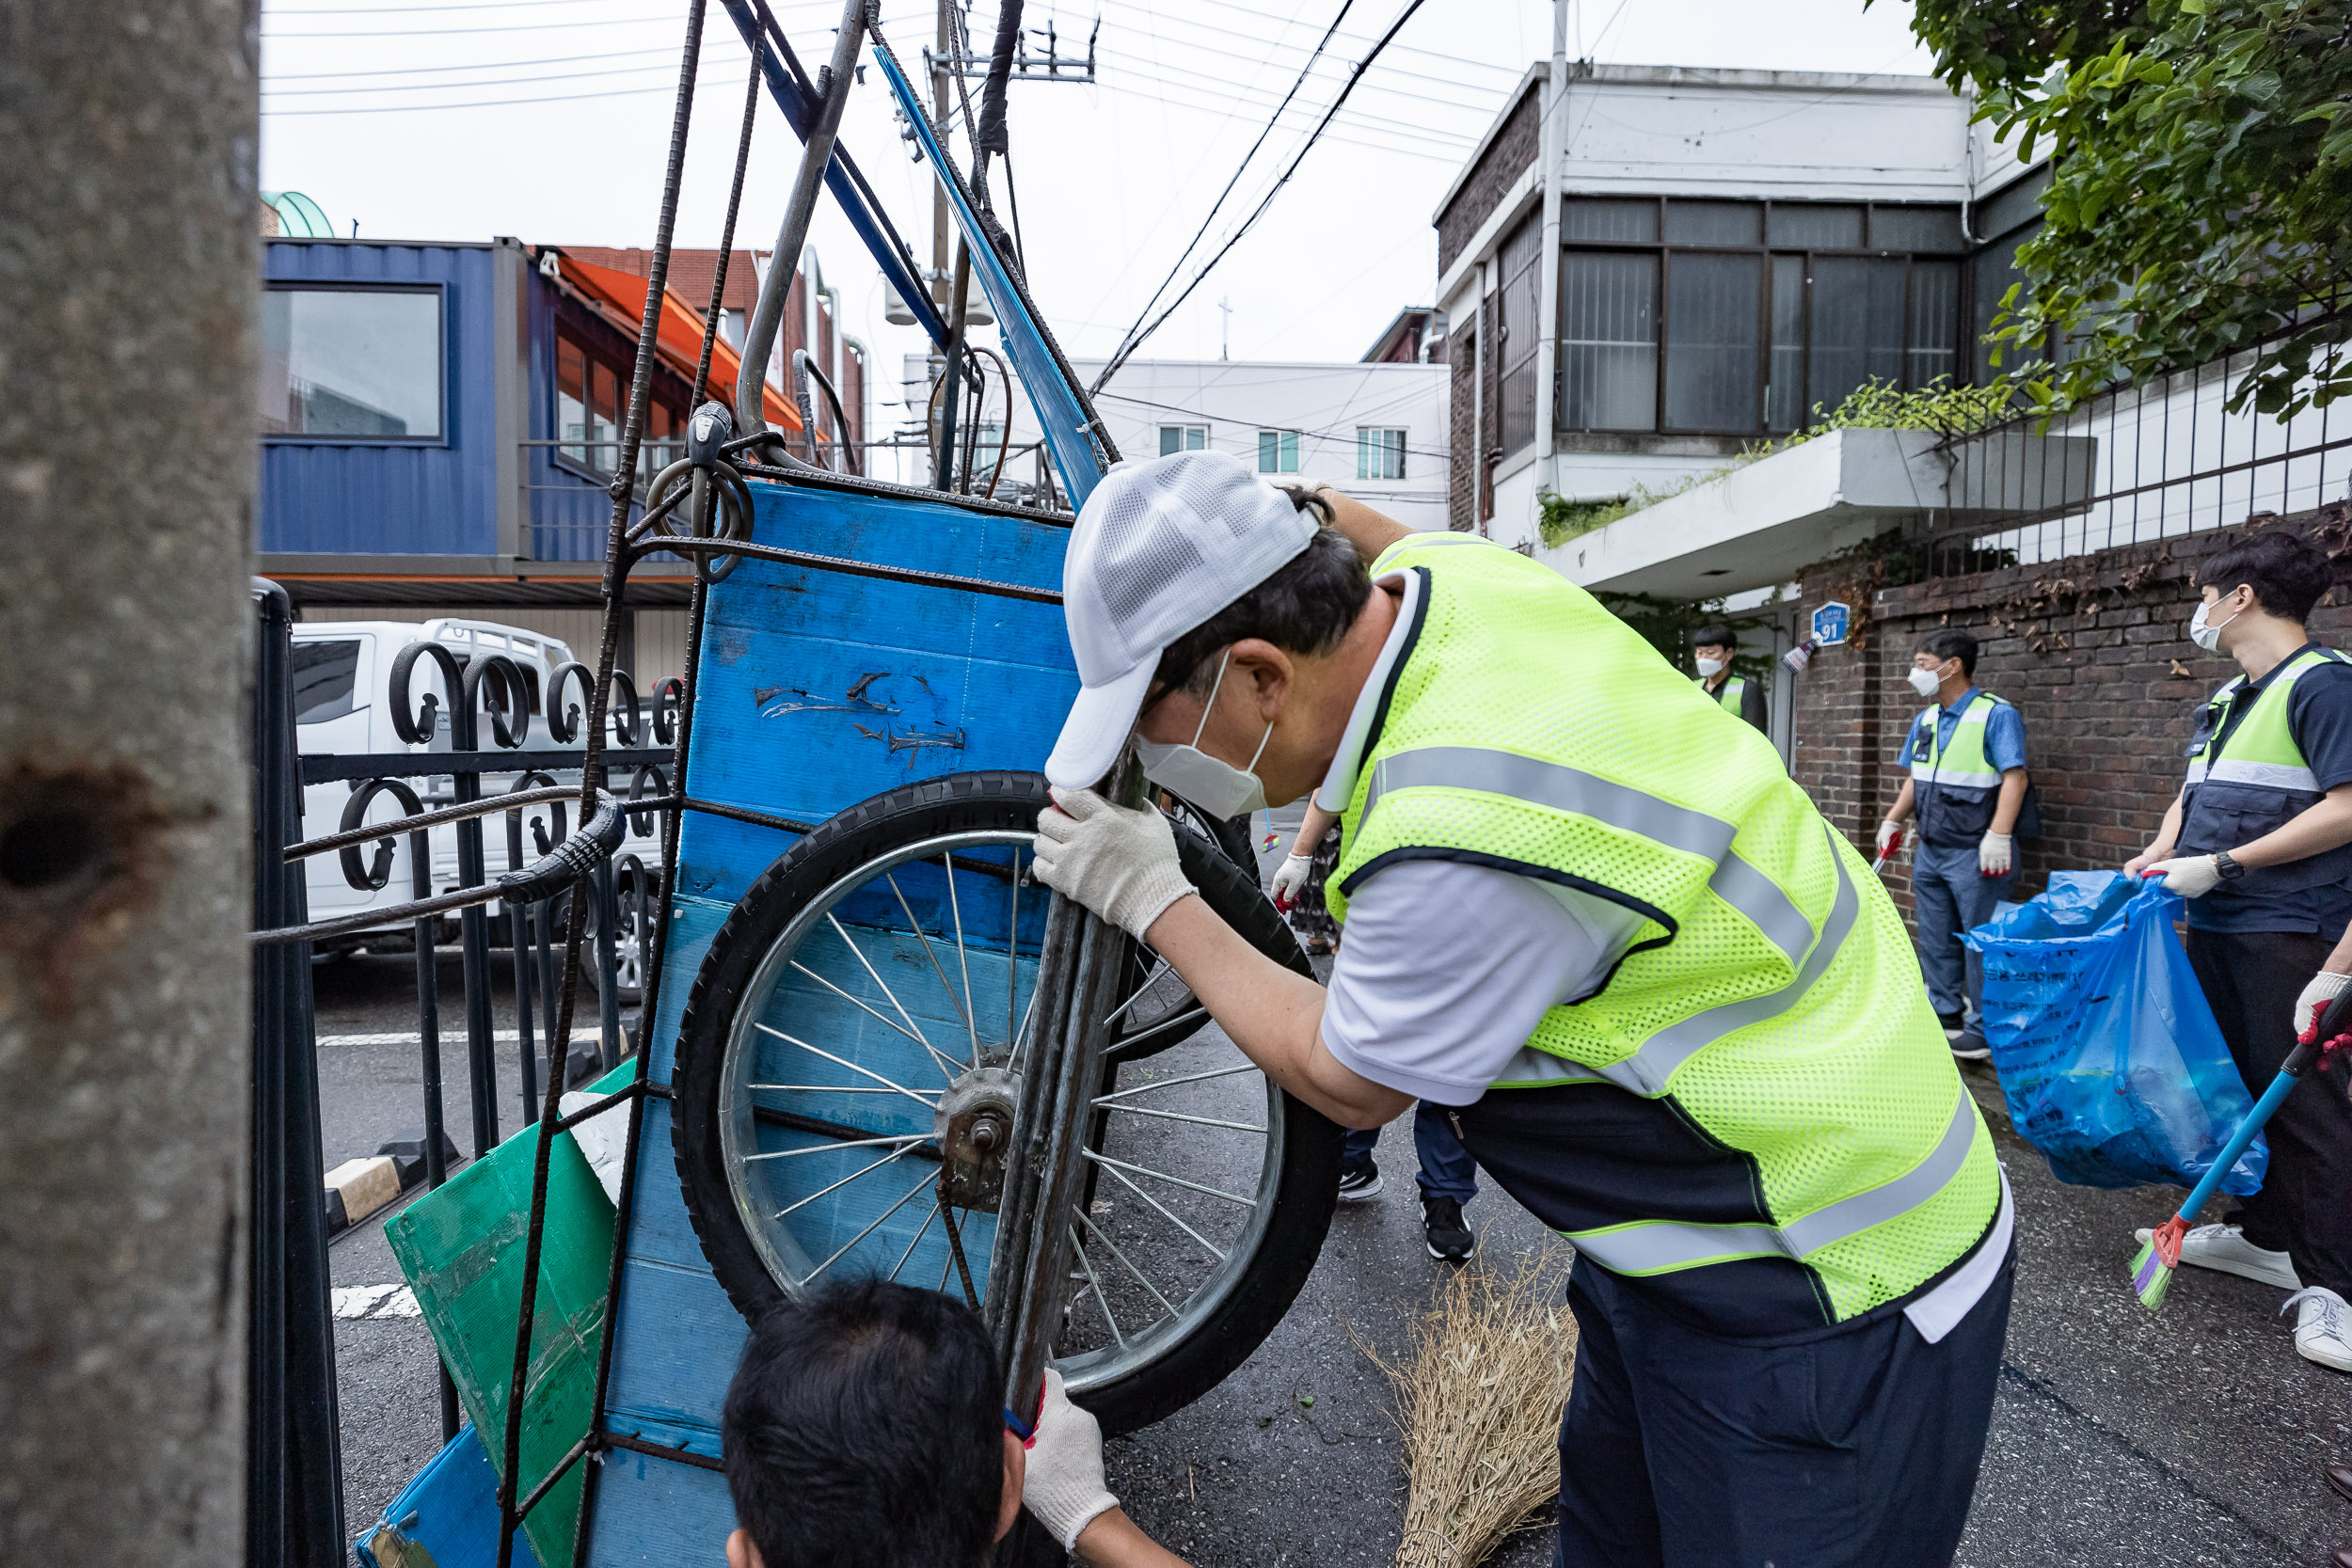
top-left (2148, 854), bottom-right (2224, 898)
top-left (2295, 970), bottom-right (2351, 1043)
top-left (1020, 1370), bottom-right (1119, 1551)
top-left (1874, 819), bottom-right (1905, 862)
top-left (1033, 789), bottom-right (1194, 940)
top-left (1978, 831), bottom-right (2013, 878)
top-left (1270, 852), bottom-right (1313, 911)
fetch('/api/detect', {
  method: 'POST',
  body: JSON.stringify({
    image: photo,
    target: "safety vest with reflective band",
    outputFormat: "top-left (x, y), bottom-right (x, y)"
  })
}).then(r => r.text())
top-left (1708, 674), bottom-right (1747, 715)
top-left (1328, 534), bottom-right (1999, 1336)
top-left (1906, 692), bottom-right (2014, 847)
top-left (2177, 646), bottom-right (2352, 900)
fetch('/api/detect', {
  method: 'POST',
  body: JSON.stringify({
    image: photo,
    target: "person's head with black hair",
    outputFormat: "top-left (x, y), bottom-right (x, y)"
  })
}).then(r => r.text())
top-left (2194, 528), bottom-right (2335, 657)
top-left (1692, 623), bottom-right (1738, 679)
top-left (723, 1279), bottom-right (1016, 1568)
top-left (1915, 627), bottom-right (1978, 679)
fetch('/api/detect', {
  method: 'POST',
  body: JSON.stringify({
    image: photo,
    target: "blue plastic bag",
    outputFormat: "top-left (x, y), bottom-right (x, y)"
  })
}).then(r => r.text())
top-left (1963, 870), bottom-right (2267, 1193)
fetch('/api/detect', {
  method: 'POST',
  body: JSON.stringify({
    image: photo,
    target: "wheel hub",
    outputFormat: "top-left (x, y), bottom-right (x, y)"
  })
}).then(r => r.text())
top-left (934, 1066), bottom-right (1019, 1212)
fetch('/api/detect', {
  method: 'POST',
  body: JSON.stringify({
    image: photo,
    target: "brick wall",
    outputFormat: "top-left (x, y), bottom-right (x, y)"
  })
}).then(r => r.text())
top-left (1436, 78), bottom-right (1539, 276)
top-left (1789, 506), bottom-right (2352, 912)
top-left (1448, 322), bottom-right (1476, 531)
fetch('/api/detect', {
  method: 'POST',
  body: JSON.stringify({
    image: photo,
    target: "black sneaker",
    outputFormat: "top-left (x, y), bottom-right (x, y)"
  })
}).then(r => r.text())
top-left (1950, 1025), bottom-right (1991, 1062)
top-left (1937, 1010), bottom-right (1965, 1039)
top-left (1337, 1165), bottom-right (1384, 1202)
top-left (1422, 1196), bottom-right (1473, 1263)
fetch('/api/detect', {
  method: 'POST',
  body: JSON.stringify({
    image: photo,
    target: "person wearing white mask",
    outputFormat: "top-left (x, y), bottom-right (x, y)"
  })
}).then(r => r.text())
top-left (1691, 622), bottom-right (1767, 734)
top-left (1030, 449), bottom-right (2012, 1567)
top-left (2124, 528), bottom-right (2352, 1373)
top-left (1874, 628), bottom-right (2033, 1061)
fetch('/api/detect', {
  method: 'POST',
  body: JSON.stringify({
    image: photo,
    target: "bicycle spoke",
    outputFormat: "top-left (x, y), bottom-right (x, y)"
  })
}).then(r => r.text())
top-left (826, 913), bottom-right (961, 1080)
top-left (888, 1199), bottom-right (943, 1282)
top-left (750, 1084), bottom-right (942, 1097)
top-left (1106, 1002), bottom-right (1208, 1054)
top-left (1093, 1062), bottom-right (1261, 1103)
top-left (1082, 1148), bottom-right (1257, 1209)
top-left (1070, 1227), bottom-right (1124, 1347)
top-left (1100, 1102), bottom-right (1265, 1133)
top-left (1009, 972), bottom-right (1044, 1078)
top-left (788, 959), bottom-right (932, 1052)
top-left (885, 874), bottom-right (979, 1063)
top-left (943, 851), bottom-right (979, 1053)
top-left (771, 1142), bottom-right (920, 1220)
top-left (741, 1132), bottom-right (930, 1162)
top-left (801, 1167), bottom-right (938, 1286)
top-left (1079, 1209), bottom-right (1179, 1320)
top-left (750, 1023), bottom-right (941, 1112)
top-left (1101, 955), bottom-right (1175, 1027)
top-left (1092, 1158), bottom-right (1228, 1263)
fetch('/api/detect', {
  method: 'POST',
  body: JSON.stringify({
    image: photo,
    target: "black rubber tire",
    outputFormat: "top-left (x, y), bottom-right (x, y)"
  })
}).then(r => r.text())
top-left (672, 769), bottom-right (1342, 1434)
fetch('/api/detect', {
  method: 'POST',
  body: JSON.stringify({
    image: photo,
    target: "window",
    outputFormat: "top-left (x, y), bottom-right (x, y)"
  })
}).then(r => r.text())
top-left (292, 641), bottom-right (362, 724)
top-left (1496, 213), bottom-right (1545, 453)
top-left (1357, 428), bottom-right (1406, 480)
top-left (1158, 424), bottom-right (1207, 455)
top-left (260, 287), bottom-right (442, 439)
top-left (1549, 198), bottom-right (1966, 437)
top-left (556, 325), bottom-right (678, 477)
top-left (1257, 430), bottom-right (1299, 473)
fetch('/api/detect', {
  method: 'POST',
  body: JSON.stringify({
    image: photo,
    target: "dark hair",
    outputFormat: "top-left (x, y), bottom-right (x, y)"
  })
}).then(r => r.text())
top-left (2198, 528), bottom-right (2334, 623)
top-left (1917, 626), bottom-right (1979, 677)
top-left (1151, 519), bottom-right (1373, 697)
top-left (723, 1280), bottom-right (1005, 1568)
top-left (1692, 623), bottom-right (1737, 651)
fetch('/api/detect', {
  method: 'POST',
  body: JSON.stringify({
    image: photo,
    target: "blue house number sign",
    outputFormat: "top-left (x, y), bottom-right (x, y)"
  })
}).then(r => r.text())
top-left (1810, 601), bottom-right (1851, 647)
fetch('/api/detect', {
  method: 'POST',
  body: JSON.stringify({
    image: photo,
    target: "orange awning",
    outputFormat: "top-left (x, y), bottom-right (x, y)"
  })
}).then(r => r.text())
top-left (555, 252), bottom-right (802, 433)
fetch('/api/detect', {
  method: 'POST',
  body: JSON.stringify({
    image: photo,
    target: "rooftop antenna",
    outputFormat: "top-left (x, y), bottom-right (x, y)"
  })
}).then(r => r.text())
top-left (1218, 296), bottom-right (1232, 361)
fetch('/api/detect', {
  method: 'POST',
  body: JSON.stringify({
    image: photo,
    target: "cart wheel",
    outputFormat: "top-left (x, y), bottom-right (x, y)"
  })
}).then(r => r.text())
top-left (673, 770), bottom-right (1342, 1433)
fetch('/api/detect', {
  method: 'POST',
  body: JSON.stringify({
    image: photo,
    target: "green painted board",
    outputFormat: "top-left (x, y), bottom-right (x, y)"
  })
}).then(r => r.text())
top-left (386, 1065), bottom-right (628, 1568)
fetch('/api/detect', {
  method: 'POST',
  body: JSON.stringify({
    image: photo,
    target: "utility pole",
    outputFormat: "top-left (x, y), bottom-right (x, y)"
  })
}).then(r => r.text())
top-left (0, 1), bottom-right (254, 1564)
top-left (1531, 0), bottom-right (1569, 527)
top-left (1219, 295), bottom-right (1232, 361)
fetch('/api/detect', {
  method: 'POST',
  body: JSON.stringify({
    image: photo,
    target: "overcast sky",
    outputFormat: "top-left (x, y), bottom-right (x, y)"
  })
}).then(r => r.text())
top-left (261, 0), bottom-right (1941, 435)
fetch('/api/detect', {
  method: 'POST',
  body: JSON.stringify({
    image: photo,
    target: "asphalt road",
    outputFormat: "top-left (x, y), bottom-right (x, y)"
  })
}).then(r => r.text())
top-left (314, 909), bottom-right (2352, 1565)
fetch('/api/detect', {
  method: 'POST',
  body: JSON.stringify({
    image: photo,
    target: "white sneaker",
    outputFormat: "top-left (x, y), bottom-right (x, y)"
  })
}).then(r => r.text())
top-left (2130, 1222), bottom-right (2302, 1290)
top-left (2282, 1288), bottom-right (2352, 1372)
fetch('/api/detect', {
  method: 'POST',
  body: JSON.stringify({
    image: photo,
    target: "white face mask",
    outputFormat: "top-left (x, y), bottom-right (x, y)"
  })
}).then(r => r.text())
top-left (2189, 597), bottom-right (2241, 654)
top-left (1134, 650), bottom-right (1274, 818)
top-left (1694, 656), bottom-right (1727, 678)
top-left (1906, 664), bottom-right (1946, 699)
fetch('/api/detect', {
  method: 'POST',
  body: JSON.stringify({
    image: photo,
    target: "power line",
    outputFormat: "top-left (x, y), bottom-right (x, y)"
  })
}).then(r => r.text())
top-left (261, 75), bottom-right (740, 114)
top-left (1091, 43), bottom-right (1477, 154)
top-left (261, 44), bottom-right (681, 80)
top-left (1103, 0), bottom-right (1518, 85)
top-left (263, 57), bottom-right (699, 95)
top-left (1094, 0), bottom-right (1431, 393)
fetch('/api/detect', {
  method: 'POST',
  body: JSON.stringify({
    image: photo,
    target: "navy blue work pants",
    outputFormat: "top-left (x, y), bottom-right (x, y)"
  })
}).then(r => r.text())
top-left (1341, 1101), bottom-right (1477, 1203)
top-left (1911, 839), bottom-right (2015, 1022)
top-left (1554, 1248), bottom-right (2013, 1568)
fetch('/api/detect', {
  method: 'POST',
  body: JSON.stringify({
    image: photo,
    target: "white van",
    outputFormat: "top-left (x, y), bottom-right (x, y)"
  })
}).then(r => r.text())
top-left (290, 616), bottom-right (666, 996)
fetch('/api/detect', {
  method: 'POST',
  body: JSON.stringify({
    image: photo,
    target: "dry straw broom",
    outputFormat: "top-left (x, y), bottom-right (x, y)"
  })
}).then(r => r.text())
top-left (1358, 1243), bottom-right (1578, 1568)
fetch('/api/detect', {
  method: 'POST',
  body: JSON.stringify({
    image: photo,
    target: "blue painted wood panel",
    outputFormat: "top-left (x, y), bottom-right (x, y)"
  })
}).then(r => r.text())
top-left (586, 476), bottom-right (1076, 1564)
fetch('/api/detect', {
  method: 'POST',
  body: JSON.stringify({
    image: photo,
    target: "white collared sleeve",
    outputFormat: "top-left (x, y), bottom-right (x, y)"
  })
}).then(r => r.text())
top-left (1317, 859), bottom-right (1646, 1105)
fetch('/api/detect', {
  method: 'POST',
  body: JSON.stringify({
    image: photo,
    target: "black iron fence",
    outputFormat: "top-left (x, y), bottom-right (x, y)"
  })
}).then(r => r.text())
top-left (246, 578), bottom-right (675, 1563)
top-left (1922, 323), bottom-right (2352, 574)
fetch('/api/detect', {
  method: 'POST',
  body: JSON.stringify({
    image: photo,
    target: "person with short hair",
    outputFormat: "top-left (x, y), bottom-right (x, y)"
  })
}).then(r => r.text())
top-left (722, 1278), bottom-right (1187, 1568)
top-left (1029, 451), bottom-right (2012, 1567)
top-left (2127, 527), bottom-right (2352, 1373)
top-left (1691, 622), bottom-right (1767, 734)
top-left (1875, 626), bottom-right (2032, 1060)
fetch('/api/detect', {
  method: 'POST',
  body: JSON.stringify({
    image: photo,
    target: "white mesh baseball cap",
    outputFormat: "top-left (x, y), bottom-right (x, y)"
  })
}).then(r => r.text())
top-left (1046, 450), bottom-right (1319, 787)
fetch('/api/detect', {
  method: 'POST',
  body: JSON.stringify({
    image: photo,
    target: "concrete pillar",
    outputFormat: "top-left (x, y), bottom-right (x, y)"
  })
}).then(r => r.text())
top-left (0, 0), bottom-right (258, 1562)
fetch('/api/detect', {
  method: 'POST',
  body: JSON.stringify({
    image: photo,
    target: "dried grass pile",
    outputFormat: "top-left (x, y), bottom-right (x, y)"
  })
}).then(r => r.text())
top-left (1359, 1244), bottom-right (1579, 1568)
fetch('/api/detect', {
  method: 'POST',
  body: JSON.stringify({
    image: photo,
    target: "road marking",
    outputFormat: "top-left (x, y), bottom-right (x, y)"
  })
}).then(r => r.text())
top-left (332, 1284), bottom-right (421, 1320)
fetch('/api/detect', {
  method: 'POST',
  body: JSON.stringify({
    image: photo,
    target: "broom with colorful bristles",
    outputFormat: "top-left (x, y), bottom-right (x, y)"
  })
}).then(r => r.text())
top-left (2131, 988), bottom-right (2352, 1310)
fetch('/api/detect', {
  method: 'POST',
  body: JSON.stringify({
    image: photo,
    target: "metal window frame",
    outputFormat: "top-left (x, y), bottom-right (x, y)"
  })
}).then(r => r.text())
top-left (1157, 423), bottom-right (1208, 456)
top-left (260, 281), bottom-right (449, 446)
top-left (1355, 425), bottom-right (1407, 481)
top-left (1551, 196), bottom-right (1969, 440)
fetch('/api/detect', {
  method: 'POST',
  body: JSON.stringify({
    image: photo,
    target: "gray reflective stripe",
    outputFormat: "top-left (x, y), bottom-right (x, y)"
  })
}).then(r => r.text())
top-left (1566, 1092), bottom-right (1980, 1275)
top-left (2205, 759), bottom-right (2320, 791)
top-left (1597, 827), bottom-right (1858, 1096)
top-left (1911, 761), bottom-right (2002, 788)
top-left (1363, 746), bottom-right (1815, 967)
top-left (1365, 746), bottom-right (1734, 861)
top-left (2185, 757), bottom-right (2210, 785)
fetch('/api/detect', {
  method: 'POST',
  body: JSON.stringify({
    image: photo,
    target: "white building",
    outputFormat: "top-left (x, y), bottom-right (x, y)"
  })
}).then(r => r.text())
top-left (903, 334), bottom-right (1451, 531)
top-left (1433, 63), bottom-right (2034, 562)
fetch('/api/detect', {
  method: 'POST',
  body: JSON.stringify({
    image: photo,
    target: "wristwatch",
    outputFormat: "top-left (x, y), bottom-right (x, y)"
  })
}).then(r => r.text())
top-left (2214, 850), bottom-right (2246, 881)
